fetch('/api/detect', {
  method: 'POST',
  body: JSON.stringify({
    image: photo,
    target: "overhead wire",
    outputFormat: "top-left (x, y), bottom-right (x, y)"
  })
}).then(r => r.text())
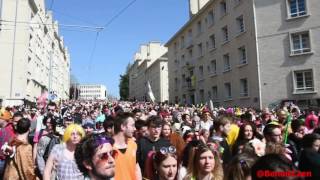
top-left (87, 31), bottom-right (100, 82)
top-left (102, 0), bottom-right (137, 29)
top-left (1, 0), bottom-right (138, 83)
top-left (0, 19), bottom-right (104, 31)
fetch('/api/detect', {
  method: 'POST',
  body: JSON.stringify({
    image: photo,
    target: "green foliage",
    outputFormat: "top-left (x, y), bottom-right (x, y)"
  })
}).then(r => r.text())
top-left (119, 62), bottom-right (131, 100)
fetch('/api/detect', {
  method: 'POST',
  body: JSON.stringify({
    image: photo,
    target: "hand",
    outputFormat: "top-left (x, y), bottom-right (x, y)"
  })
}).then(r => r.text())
top-left (294, 132), bottom-right (303, 139)
top-left (283, 147), bottom-right (292, 161)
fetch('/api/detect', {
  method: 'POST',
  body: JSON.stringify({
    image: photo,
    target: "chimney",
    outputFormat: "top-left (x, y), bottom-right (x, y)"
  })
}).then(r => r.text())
top-left (189, 0), bottom-right (199, 18)
top-left (189, 0), bottom-right (210, 18)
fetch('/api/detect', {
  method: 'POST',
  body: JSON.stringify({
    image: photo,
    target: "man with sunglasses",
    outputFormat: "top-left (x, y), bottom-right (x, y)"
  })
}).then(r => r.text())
top-left (75, 134), bottom-right (116, 180)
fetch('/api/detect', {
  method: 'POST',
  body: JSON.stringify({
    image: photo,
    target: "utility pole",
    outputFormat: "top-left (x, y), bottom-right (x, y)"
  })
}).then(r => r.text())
top-left (9, 0), bottom-right (19, 98)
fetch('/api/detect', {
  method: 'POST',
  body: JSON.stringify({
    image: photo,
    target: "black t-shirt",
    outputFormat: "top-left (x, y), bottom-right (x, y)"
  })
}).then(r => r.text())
top-left (136, 136), bottom-right (171, 174)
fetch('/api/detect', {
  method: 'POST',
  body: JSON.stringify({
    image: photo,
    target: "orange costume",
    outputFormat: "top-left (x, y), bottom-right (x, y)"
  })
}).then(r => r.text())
top-left (114, 138), bottom-right (138, 180)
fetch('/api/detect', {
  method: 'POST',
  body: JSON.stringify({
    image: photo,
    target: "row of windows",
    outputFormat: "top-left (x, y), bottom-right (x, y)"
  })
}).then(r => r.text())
top-left (79, 86), bottom-right (101, 89)
top-left (174, 29), bottom-right (312, 83)
top-left (173, 19), bottom-right (245, 69)
top-left (174, 45), bottom-right (247, 81)
top-left (173, 0), bottom-right (308, 57)
top-left (174, 14), bottom-right (244, 54)
top-left (176, 68), bottom-right (315, 102)
top-left (80, 90), bottom-right (101, 93)
top-left (80, 95), bottom-right (102, 98)
top-left (174, 0), bottom-right (246, 52)
top-left (179, 78), bottom-right (249, 103)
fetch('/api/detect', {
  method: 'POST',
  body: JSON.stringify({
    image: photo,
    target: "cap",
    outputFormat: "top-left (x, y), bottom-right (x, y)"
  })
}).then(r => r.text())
top-left (83, 122), bottom-right (95, 129)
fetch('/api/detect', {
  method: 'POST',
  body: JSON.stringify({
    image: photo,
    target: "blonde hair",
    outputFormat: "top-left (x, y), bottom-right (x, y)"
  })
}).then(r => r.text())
top-left (63, 123), bottom-right (85, 142)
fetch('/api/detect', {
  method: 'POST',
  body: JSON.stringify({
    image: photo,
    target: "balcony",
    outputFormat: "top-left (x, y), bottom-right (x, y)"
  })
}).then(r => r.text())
top-left (186, 77), bottom-right (196, 91)
top-left (186, 39), bottom-right (193, 49)
top-left (186, 58), bottom-right (196, 69)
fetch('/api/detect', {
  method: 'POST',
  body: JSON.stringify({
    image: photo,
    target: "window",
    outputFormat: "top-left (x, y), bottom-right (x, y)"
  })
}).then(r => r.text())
top-left (197, 21), bottom-right (202, 35)
top-left (212, 86), bottom-right (218, 100)
top-left (188, 49), bottom-right (193, 59)
top-left (223, 54), bottom-right (231, 71)
top-left (174, 59), bottom-right (178, 65)
top-left (220, 0), bottom-right (227, 16)
top-left (174, 42), bottom-right (178, 53)
top-left (187, 29), bottom-right (193, 47)
top-left (288, 0), bottom-right (307, 18)
top-left (209, 34), bottom-right (216, 49)
top-left (199, 89), bottom-right (205, 103)
top-left (240, 78), bottom-right (248, 97)
top-left (234, 0), bottom-right (241, 6)
top-left (211, 60), bottom-right (217, 74)
top-left (174, 78), bottom-right (178, 88)
top-left (207, 10), bottom-right (214, 27)
top-left (198, 43), bottom-right (203, 57)
top-left (238, 46), bottom-right (247, 64)
top-left (222, 26), bottom-right (229, 42)
top-left (293, 69), bottom-right (314, 92)
top-left (180, 36), bottom-right (185, 49)
top-left (181, 54), bottom-right (185, 62)
top-left (182, 74), bottom-right (186, 84)
top-left (199, 66), bottom-right (204, 78)
top-left (224, 82), bottom-right (232, 99)
top-left (236, 15), bottom-right (245, 33)
top-left (290, 31), bottom-right (311, 55)
top-left (208, 90), bottom-right (212, 100)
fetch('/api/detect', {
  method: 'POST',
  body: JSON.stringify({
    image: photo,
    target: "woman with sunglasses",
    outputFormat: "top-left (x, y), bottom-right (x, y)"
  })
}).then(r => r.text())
top-left (183, 143), bottom-right (223, 180)
top-left (43, 124), bottom-right (85, 180)
top-left (144, 146), bottom-right (178, 180)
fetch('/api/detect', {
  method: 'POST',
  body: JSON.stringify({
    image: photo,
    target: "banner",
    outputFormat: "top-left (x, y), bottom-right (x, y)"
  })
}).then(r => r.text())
top-left (147, 81), bottom-right (155, 103)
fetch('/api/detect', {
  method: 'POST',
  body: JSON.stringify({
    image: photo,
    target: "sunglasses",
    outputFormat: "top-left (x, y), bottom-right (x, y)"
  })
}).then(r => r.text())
top-left (97, 150), bottom-right (118, 162)
top-left (159, 146), bottom-right (176, 155)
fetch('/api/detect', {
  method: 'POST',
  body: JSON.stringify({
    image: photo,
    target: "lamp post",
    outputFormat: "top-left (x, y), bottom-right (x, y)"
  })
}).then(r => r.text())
top-left (9, 0), bottom-right (19, 99)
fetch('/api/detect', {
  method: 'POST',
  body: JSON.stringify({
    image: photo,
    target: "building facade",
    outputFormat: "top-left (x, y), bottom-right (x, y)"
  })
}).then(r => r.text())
top-left (128, 42), bottom-right (169, 102)
top-left (78, 84), bottom-right (107, 100)
top-left (166, 0), bottom-right (320, 109)
top-left (0, 0), bottom-right (70, 106)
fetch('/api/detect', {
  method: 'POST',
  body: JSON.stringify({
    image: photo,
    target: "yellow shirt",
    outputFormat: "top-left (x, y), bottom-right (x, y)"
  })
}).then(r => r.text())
top-left (226, 124), bottom-right (239, 149)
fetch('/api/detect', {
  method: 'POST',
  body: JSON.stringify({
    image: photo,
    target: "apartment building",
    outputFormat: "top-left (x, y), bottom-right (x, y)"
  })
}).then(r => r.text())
top-left (128, 42), bottom-right (168, 102)
top-left (78, 84), bottom-right (107, 100)
top-left (166, 0), bottom-right (320, 109)
top-left (0, 0), bottom-right (70, 106)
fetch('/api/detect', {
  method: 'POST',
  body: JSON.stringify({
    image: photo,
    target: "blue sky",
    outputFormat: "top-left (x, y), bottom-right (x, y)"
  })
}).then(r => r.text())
top-left (48, 0), bottom-right (189, 98)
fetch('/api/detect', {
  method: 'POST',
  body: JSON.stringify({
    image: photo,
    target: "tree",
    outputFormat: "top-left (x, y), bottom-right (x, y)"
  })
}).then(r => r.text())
top-left (119, 63), bottom-right (131, 100)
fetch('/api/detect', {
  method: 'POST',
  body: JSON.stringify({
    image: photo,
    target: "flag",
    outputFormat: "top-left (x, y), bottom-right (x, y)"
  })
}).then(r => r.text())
top-left (37, 91), bottom-right (48, 109)
top-left (147, 81), bottom-right (155, 103)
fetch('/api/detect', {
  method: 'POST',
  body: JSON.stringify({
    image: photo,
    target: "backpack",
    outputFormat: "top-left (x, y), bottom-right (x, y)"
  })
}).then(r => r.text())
top-left (43, 133), bottom-right (60, 162)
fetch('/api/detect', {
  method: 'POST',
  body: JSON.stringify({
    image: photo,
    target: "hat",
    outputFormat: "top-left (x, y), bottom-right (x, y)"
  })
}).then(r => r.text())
top-left (202, 108), bottom-right (210, 114)
top-left (83, 122), bottom-right (95, 129)
top-left (0, 111), bottom-right (12, 121)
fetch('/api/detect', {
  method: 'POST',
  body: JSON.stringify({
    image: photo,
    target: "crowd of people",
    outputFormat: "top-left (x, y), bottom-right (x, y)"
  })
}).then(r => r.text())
top-left (0, 100), bottom-right (319, 180)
